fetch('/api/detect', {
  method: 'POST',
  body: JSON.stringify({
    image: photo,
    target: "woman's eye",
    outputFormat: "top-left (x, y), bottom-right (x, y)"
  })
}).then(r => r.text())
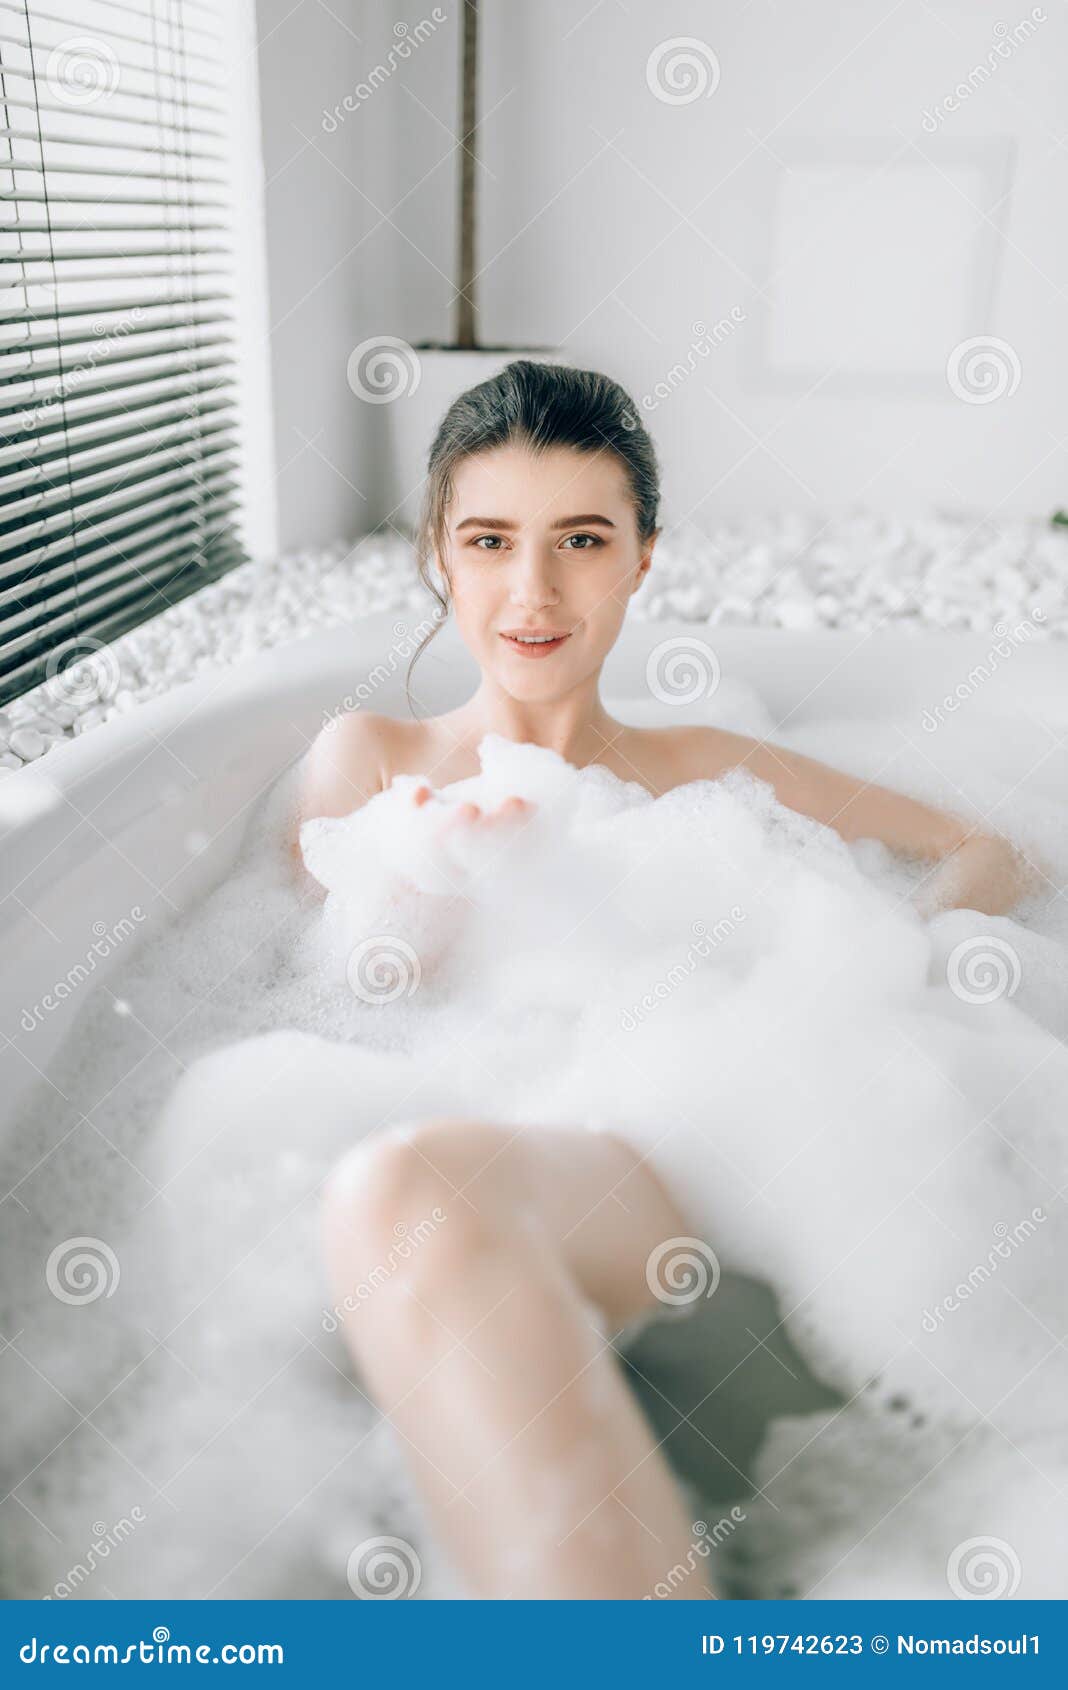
top-left (469, 532), bottom-right (602, 553)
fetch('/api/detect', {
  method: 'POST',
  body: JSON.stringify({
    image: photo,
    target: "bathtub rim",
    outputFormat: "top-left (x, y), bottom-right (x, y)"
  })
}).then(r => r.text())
top-left (1, 609), bottom-right (1065, 906)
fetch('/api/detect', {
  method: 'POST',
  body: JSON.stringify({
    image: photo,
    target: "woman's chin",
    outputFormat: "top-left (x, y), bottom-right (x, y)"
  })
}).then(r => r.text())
top-left (485, 650), bottom-right (574, 695)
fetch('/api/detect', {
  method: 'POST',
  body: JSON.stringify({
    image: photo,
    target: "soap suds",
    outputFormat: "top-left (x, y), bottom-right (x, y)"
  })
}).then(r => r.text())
top-left (2, 695), bottom-right (1066, 1601)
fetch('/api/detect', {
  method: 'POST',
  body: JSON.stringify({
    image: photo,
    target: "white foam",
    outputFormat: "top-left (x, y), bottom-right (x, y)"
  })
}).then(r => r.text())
top-left (3, 697), bottom-right (1067, 1601)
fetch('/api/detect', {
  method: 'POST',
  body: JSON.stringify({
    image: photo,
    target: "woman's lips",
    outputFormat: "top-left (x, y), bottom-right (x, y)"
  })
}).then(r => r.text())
top-left (499, 632), bottom-right (571, 659)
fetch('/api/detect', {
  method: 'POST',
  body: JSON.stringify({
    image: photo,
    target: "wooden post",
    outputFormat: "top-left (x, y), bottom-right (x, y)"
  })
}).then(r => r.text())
top-left (455, 0), bottom-right (479, 349)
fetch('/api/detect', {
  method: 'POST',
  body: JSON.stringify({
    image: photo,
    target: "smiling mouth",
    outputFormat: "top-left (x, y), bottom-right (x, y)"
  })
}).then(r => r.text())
top-left (499, 630), bottom-right (572, 656)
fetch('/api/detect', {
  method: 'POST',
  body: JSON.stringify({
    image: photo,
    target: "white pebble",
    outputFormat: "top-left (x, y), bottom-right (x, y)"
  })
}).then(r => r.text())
top-left (9, 727), bottom-right (45, 760)
top-left (0, 521), bottom-right (1056, 747)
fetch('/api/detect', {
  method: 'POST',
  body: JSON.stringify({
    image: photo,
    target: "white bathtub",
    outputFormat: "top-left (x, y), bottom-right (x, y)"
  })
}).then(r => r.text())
top-left (2, 610), bottom-right (1065, 1567)
top-left (2, 609), bottom-right (1063, 1117)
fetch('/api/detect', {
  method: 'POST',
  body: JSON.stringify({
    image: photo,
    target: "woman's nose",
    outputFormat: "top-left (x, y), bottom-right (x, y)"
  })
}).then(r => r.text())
top-left (509, 549), bottom-right (561, 606)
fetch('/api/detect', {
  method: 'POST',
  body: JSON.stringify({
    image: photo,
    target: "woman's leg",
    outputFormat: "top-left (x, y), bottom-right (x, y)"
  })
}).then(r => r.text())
top-left (321, 1118), bottom-right (715, 1600)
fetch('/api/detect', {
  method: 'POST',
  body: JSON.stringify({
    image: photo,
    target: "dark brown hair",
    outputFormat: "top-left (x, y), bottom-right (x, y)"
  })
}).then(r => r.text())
top-left (406, 358), bottom-right (660, 708)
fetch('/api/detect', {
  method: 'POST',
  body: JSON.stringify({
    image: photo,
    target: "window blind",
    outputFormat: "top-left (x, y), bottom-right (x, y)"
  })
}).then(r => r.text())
top-left (0, 0), bottom-right (248, 707)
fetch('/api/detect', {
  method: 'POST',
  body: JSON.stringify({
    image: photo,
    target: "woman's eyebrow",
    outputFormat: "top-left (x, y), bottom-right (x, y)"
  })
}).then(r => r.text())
top-left (454, 513), bottom-right (616, 532)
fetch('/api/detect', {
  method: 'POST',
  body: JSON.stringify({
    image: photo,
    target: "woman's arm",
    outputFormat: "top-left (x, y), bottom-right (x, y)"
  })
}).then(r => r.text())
top-left (294, 713), bottom-right (536, 908)
top-left (290, 712), bottom-right (391, 890)
top-left (689, 728), bottom-right (1042, 918)
top-left (909, 832), bottom-right (1040, 920)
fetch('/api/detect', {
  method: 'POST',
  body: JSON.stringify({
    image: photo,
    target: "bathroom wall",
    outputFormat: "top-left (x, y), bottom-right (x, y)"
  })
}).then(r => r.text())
top-left (254, 0), bottom-right (1067, 544)
top-left (252, 2), bottom-right (409, 550)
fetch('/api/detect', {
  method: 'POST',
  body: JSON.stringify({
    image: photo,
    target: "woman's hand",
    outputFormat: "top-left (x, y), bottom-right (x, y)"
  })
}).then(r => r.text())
top-left (411, 784), bottom-right (534, 832)
top-left (392, 784), bottom-right (537, 897)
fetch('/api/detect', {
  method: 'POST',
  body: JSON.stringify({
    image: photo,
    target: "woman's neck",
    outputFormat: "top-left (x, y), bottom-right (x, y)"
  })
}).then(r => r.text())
top-left (455, 675), bottom-right (622, 769)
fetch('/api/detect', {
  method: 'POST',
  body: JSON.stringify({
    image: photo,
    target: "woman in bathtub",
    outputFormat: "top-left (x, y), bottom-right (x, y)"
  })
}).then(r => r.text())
top-left (294, 360), bottom-right (1036, 1601)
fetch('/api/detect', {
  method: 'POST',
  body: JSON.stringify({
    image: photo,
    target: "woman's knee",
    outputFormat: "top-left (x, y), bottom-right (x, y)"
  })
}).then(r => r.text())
top-left (322, 1117), bottom-right (525, 1292)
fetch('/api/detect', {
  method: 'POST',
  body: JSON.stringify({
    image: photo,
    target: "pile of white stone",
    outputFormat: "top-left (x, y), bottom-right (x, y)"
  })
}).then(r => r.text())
top-left (2, 512), bottom-right (1065, 773)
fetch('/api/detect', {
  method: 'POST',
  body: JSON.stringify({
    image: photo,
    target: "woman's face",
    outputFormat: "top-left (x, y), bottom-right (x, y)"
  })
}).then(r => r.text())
top-left (441, 443), bottom-right (655, 699)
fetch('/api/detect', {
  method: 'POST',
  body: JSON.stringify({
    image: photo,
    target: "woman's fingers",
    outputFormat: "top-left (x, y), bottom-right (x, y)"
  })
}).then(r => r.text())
top-left (427, 794), bottom-right (535, 839)
top-left (460, 796), bottom-right (533, 827)
top-left (488, 796), bottom-right (531, 823)
top-left (436, 801), bottom-right (481, 835)
top-left (411, 784), bottom-right (433, 808)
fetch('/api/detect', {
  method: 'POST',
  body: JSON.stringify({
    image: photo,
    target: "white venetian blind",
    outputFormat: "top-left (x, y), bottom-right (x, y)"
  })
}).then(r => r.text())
top-left (0, 0), bottom-right (247, 705)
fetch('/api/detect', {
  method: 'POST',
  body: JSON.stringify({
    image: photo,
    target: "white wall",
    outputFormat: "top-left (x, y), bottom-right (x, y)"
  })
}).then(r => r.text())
top-left (254, 2), bottom-right (416, 550)
top-left (255, 0), bottom-right (1067, 543)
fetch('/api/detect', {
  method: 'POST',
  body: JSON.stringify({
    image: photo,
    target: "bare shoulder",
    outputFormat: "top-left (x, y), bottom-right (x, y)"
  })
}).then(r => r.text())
top-left (663, 723), bottom-right (845, 803)
top-left (646, 720), bottom-right (976, 859)
top-left (299, 709), bottom-right (402, 825)
top-left (621, 722), bottom-right (771, 794)
top-left (668, 723), bottom-right (779, 785)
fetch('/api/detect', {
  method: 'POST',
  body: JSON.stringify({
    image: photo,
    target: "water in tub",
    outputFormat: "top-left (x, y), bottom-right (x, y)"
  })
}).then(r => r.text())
top-left (2, 679), bottom-right (1067, 1600)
